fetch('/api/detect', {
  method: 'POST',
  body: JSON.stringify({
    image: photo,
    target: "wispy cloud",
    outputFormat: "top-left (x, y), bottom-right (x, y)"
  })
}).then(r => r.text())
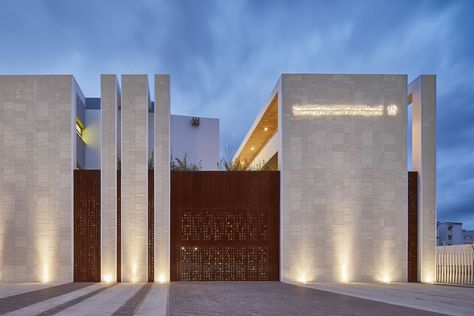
top-left (0, 0), bottom-right (473, 227)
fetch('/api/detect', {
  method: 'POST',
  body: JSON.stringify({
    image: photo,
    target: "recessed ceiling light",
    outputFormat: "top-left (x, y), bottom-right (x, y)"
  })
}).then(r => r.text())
top-left (250, 147), bottom-right (254, 151)
top-left (264, 127), bottom-right (268, 131)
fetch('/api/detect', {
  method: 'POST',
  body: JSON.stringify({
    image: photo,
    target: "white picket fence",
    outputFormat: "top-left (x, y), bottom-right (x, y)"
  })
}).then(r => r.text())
top-left (436, 244), bottom-right (474, 284)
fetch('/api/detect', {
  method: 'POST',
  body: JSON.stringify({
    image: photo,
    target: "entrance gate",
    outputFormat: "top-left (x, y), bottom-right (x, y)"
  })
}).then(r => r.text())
top-left (171, 171), bottom-right (279, 281)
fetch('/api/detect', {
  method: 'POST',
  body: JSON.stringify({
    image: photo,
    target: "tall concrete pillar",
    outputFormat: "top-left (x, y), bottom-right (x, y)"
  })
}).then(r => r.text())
top-left (121, 75), bottom-right (149, 282)
top-left (408, 75), bottom-right (436, 283)
top-left (154, 74), bottom-right (170, 282)
top-left (100, 75), bottom-right (119, 282)
top-left (0, 75), bottom-right (75, 282)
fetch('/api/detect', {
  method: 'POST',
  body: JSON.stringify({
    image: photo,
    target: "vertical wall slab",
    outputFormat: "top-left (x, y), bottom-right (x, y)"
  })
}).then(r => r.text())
top-left (280, 74), bottom-right (408, 283)
top-left (408, 75), bottom-right (436, 283)
top-left (121, 75), bottom-right (149, 282)
top-left (100, 75), bottom-right (120, 282)
top-left (0, 75), bottom-right (75, 282)
top-left (154, 74), bottom-right (170, 282)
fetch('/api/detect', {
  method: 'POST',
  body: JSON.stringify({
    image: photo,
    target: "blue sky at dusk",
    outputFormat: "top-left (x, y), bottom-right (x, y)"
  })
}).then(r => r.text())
top-left (1, 0), bottom-right (473, 228)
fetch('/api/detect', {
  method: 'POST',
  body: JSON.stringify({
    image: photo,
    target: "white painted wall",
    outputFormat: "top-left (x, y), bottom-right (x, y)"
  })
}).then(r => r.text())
top-left (170, 115), bottom-right (219, 170)
top-left (84, 109), bottom-right (101, 169)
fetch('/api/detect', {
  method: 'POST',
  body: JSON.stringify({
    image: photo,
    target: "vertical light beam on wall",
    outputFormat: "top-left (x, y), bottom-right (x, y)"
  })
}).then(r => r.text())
top-left (154, 75), bottom-right (170, 283)
top-left (100, 75), bottom-right (119, 282)
top-left (121, 75), bottom-right (149, 282)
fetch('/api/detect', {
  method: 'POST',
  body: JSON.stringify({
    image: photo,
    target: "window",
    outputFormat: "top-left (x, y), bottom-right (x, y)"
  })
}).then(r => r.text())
top-left (76, 118), bottom-right (84, 139)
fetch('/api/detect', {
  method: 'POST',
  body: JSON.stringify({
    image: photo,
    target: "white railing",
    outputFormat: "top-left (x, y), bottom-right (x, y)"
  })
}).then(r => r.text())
top-left (436, 244), bottom-right (474, 284)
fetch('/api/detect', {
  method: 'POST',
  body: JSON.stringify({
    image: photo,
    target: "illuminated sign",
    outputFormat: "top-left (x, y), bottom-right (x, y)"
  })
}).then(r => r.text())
top-left (292, 104), bottom-right (399, 117)
top-left (387, 104), bottom-right (398, 116)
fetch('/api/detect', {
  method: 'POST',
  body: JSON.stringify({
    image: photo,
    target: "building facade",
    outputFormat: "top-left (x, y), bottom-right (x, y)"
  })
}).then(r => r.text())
top-left (0, 73), bottom-right (436, 284)
top-left (235, 74), bottom-right (436, 283)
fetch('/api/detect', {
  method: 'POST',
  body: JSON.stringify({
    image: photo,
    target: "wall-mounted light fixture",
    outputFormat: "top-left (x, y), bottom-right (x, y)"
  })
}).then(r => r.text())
top-left (76, 118), bottom-right (85, 140)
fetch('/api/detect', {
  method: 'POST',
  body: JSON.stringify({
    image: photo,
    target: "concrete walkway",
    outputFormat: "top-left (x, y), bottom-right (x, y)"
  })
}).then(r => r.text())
top-left (305, 282), bottom-right (474, 316)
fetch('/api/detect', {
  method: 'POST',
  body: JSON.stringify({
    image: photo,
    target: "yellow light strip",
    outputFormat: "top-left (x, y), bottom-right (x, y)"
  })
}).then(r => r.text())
top-left (292, 104), bottom-right (385, 117)
top-left (75, 117), bottom-right (85, 139)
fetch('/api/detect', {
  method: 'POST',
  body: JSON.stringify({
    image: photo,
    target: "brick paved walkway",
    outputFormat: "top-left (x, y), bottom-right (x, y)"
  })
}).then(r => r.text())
top-left (168, 282), bottom-right (447, 316)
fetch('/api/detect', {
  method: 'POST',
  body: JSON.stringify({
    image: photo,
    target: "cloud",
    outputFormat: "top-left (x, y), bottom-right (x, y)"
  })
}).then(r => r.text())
top-left (0, 0), bottom-right (473, 227)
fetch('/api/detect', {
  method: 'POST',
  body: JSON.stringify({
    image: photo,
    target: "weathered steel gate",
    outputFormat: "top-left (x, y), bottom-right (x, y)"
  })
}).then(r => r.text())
top-left (171, 171), bottom-right (280, 281)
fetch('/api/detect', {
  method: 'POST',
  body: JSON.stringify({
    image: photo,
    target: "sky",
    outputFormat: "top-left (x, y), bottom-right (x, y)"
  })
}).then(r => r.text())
top-left (0, 0), bottom-right (473, 228)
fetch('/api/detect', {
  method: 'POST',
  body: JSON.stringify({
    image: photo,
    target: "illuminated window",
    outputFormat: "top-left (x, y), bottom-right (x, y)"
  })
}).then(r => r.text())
top-left (76, 118), bottom-right (84, 139)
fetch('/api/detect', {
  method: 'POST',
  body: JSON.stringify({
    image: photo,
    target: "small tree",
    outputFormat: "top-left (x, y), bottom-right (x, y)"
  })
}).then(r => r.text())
top-left (217, 145), bottom-right (247, 171)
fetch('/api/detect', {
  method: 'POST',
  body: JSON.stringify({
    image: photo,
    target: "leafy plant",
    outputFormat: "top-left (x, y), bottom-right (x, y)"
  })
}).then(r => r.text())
top-left (148, 151), bottom-right (154, 170)
top-left (170, 153), bottom-right (202, 171)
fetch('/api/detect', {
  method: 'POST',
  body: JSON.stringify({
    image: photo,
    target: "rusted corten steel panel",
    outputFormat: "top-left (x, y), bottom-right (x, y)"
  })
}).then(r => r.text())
top-left (148, 170), bottom-right (155, 282)
top-left (408, 171), bottom-right (418, 282)
top-left (74, 170), bottom-right (101, 282)
top-left (171, 171), bottom-right (280, 281)
top-left (117, 170), bottom-right (121, 282)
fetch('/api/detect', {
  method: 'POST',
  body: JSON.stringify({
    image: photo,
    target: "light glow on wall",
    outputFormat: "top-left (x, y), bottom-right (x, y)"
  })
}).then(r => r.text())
top-left (292, 104), bottom-right (385, 117)
top-left (340, 264), bottom-right (349, 283)
top-left (132, 263), bottom-right (138, 283)
top-left (103, 274), bottom-right (113, 283)
top-left (158, 274), bottom-right (167, 284)
top-left (423, 274), bottom-right (434, 284)
top-left (42, 265), bottom-right (49, 284)
top-left (297, 274), bottom-right (307, 284)
top-left (383, 275), bottom-right (391, 284)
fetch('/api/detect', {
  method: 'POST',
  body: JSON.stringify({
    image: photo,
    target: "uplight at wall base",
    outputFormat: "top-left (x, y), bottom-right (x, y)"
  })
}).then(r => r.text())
top-left (103, 274), bottom-right (113, 283)
top-left (158, 274), bottom-right (167, 284)
top-left (382, 276), bottom-right (391, 284)
top-left (423, 275), bottom-right (434, 284)
top-left (42, 265), bottom-right (49, 284)
top-left (340, 263), bottom-right (349, 283)
top-left (297, 274), bottom-right (307, 284)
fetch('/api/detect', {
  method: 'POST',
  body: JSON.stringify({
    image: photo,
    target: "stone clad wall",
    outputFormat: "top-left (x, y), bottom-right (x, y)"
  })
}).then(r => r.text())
top-left (280, 74), bottom-right (408, 283)
top-left (409, 75), bottom-right (436, 283)
top-left (154, 74), bottom-right (170, 282)
top-left (100, 75), bottom-right (119, 282)
top-left (0, 75), bottom-right (74, 282)
top-left (121, 75), bottom-right (149, 282)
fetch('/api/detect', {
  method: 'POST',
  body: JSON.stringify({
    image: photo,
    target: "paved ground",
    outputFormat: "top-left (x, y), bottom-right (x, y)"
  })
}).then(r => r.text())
top-left (168, 282), bottom-right (445, 316)
top-left (306, 282), bottom-right (474, 316)
top-left (0, 281), bottom-right (472, 315)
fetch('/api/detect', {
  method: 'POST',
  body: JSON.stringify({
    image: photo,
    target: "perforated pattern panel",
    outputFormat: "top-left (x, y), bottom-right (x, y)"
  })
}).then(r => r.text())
top-left (171, 171), bottom-right (279, 281)
top-left (408, 171), bottom-right (418, 282)
top-left (148, 170), bottom-right (154, 282)
top-left (74, 170), bottom-right (101, 282)
top-left (117, 171), bottom-right (121, 282)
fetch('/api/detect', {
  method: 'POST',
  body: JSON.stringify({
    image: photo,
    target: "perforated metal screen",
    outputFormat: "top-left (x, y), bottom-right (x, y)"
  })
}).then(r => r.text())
top-left (171, 171), bottom-right (280, 281)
